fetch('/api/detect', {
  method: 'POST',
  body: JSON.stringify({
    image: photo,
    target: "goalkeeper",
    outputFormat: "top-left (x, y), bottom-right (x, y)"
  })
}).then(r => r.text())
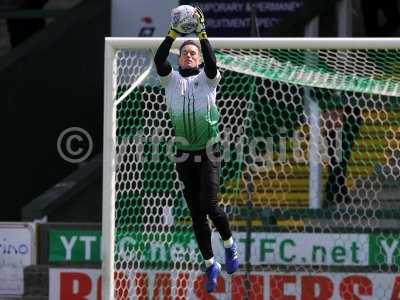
top-left (154, 7), bottom-right (239, 293)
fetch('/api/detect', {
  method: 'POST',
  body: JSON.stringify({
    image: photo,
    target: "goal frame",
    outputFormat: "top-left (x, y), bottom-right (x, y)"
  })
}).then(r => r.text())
top-left (102, 37), bottom-right (400, 300)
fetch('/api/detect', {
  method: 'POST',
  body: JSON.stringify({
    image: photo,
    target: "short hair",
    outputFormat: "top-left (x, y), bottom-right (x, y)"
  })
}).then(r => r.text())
top-left (179, 40), bottom-right (200, 56)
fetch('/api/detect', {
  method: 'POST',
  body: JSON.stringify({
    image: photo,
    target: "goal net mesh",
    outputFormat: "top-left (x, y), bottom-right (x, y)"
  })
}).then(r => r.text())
top-left (108, 41), bottom-right (400, 299)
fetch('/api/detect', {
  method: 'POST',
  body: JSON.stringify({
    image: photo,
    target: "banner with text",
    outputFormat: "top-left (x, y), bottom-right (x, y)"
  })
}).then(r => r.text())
top-left (49, 268), bottom-right (400, 300)
top-left (111, 0), bottom-right (335, 37)
top-left (179, 0), bottom-right (330, 37)
top-left (0, 223), bottom-right (35, 296)
top-left (49, 229), bottom-right (101, 262)
top-left (48, 230), bottom-right (400, 267)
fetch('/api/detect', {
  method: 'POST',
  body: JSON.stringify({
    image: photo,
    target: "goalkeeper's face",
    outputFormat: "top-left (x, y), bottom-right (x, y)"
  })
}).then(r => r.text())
top-left (179, 45), bottom-right (201, 69)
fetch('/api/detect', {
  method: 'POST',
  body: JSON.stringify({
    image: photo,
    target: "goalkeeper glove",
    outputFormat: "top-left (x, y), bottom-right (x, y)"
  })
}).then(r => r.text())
top-left (168, 10), bottom-right (182, 40)
top-left (194, 6), bottom-right (207, 39)
top-left (167, 27), bottom-right (180, 40)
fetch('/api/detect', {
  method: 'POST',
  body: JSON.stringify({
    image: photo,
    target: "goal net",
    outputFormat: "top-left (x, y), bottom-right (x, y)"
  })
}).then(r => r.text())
top-left (103, 38), bottom-right (400, 299)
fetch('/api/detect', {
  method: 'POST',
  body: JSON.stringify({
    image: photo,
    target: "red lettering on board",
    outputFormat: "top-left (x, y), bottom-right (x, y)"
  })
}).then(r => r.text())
top-left (340, 275), bottom-right (372, 300)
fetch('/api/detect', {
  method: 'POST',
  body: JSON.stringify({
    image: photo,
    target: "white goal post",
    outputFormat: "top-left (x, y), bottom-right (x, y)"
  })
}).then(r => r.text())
top-left (103, 37), bottom-right (400, 299)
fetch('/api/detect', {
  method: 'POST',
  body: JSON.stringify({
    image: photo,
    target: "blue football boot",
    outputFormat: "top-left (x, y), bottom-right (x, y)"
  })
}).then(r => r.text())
top-left (225, 241), bottom-right (239, 274)
top-left (205, 262), bottom-right (221, 293)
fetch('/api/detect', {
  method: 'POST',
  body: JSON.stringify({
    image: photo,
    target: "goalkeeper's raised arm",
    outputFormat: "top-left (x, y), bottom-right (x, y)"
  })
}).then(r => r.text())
top-left (153, 26), bottom-right (181, 77)
top-left (194, 6), bottom-right (218, 80)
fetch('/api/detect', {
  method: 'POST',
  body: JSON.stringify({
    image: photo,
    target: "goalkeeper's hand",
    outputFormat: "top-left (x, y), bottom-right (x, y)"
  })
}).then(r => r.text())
top-left (168, 11), bottom-right (183, 40)
top-left (167, 27), bottom-right (181, 40)
top-left (194, 6), bottom-right (207, 39)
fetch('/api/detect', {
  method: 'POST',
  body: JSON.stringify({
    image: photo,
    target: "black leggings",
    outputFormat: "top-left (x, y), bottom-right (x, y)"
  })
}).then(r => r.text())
top-left (176, 143), bottom-right (232, 260)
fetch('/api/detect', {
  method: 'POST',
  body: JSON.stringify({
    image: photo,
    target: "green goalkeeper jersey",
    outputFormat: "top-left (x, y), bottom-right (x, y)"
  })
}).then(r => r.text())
top-left (160, 69), bottom-right (221, 150)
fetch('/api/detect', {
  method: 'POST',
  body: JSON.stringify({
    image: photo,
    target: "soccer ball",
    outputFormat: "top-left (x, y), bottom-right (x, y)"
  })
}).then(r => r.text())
top-left (171, 5), bottom-right (198, 34)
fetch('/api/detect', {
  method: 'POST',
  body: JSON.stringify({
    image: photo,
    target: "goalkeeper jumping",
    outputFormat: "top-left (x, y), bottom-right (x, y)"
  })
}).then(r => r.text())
top-left (154, 7), bottom-right (239, 293)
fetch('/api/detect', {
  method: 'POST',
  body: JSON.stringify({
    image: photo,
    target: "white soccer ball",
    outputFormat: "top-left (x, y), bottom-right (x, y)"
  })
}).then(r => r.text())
top-left (171, 5), bottom-right (197, 34)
